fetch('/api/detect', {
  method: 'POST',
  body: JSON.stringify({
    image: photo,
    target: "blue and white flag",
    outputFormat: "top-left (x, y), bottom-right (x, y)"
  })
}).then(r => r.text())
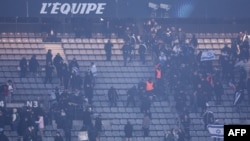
top-left (207, 124), bottom-right (224, 138)
top-left (234, 91), bottom-right (242, 105)
top-left (201, 50), bottom-right (216, 61)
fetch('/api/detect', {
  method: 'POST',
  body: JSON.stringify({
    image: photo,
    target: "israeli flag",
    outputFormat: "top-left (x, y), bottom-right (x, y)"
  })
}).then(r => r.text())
top-left (234, 91), bottom-right (242, 105)
top-left (201, 50), bottom-right (216, 61)
top-left (207, 124), bottom-right (224, 138)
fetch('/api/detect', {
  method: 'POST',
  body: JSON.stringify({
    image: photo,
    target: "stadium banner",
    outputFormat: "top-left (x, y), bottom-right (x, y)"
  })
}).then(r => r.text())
top-left (200, 50), bottom-right (216, 61)
top-left (207, 124), bottom-right (224, 138)
top-left (0, 0), bottom-right (250, 18)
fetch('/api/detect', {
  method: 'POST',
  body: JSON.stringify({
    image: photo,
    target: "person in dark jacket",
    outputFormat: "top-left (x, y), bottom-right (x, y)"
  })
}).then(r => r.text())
top-left (124, 121), bottom-right (133, 141)
top-left (126, 86), bottom-right (137, 106)
top-left (108, 86), bottom-right (118, 106)
top-left (94, 114), bottom-right (102, 133)
top-left (44, 61), bottom-right (54, 84)
top-left (138, 42), bottom-right (146, 64)
top-left (29, 55), bottom-right (39, 76)
top-left (53, 53), bottom-right (63, 77)
top-left (214, 81), bottom-right (224, 105)
top-left (23, 125), bottom-right (36, 141)
top-left (54, 131), bottom-right (64, 141)
top-left (122, 42), bottom-right (130, 66)
top-left (19, 57), bottom-right (28, 78)
top-left (104, 40), bottom-right (113, 61)
top-left (164, 129), bottom-right (175, 141)
top-left (46, 49), bottom-right (53, 65)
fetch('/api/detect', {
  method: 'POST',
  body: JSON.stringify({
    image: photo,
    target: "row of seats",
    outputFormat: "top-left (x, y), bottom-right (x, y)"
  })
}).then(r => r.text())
top-left (0, 43), bottom-right (45, 49)
top-left (63, 43), bottom-right (121, 49)
top-left (62, 38), bottom-right (124, 44)
top-left (0, 48), bottom-right (46, 55)
top-left (0, 38), bottom-right (43, 43)
top-left (197, 38), bottom-right (231, 44)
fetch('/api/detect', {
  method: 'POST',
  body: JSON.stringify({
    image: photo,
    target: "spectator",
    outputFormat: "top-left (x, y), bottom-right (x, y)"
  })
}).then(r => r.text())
top-left (104, 40), bottom-right (113, 61)
top-left (124, 121), bottom-right (133, 141)
top-left (164, 129), bottom-right (175, 141)
top-left (35, 114), bottom-right (44, 136)
top-left (29, 55), bottom-right (39, 76)
top-left (18, 116), bottom-right (29, 137)
top-left (11, 108), bottom-right (20, 131)
top-left (69, 57), bottom-right (79, 73)
top-left (190, 34), bottom-right (198, 48)
top-left (6, 80), bottom-right (14, 103)
top-left (53, 53), bottom-right (63, 77)
top-left (214, 80), bottom-right (223, 105)
top-left (108, 86), bottom-right (118, 106)
top-left (159, 52), bottom-right (167, 67)
top-left (142, 114), bottom-right (151, 137)
top-left (19, 57), bottom-right (28, 78)
top-left (181, 113), bottom-right (190, 139)
top-left (23, 125), bottom-right (36, 141)
top-left (202, 109), bottom-right (214, 130)
top-left (94, 114), bottom-right (102, 133)
top-left (44, 61), bottom-right (54, 84)
top-left (126, 86), bottom-right (136, 106)
top-left (54, 131), bottom-right (64, 141)
top-left (138, 42), bottom-right (147, 64)
top-left (122, 42), bottom-right (130, 66)
top-left (90, 62), bottom-right (97, 86)
top-left (141, 96), bottom-right (151, 113)
top-left (46, 49), bottom-right (53, 65)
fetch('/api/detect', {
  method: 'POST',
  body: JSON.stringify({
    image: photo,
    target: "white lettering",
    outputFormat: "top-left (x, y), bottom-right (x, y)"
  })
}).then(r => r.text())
top-left (27, 101), bottom-right (33, 107)
top-left (40, 3), bottom-right (107, 15)
top-left (33, 101), bottom-right (38, 108)
top-left (96, 3), bottom-right (106, 14)
top-left (40, 3), bottom-right (48, 14)
top-left (235, 129), bottom-right (240, 136)
top-left (61, 3), bottom-right (71, 15)
top-left (71, 3), bottom-right (82, 14)
top-left (86, 3), bottom-right (97, 14)
top-left (80, 3), bottom-right (87, 14)
top-left (51, 2), bottom-right (61, 14)
top-left (241, 129), bottom-right (246, 136)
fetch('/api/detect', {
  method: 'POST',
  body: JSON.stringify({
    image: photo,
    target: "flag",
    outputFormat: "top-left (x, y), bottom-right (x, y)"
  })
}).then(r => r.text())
top-left (234, 91), bottom-right (242, 105)
top-left (207, 124), bottom-right (224, 138)
top-left (201, 50), bottom-right (216, 61)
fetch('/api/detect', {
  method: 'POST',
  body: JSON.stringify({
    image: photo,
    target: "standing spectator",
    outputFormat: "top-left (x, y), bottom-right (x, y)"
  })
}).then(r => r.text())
top-left (95, 114), bottom-right (102, 133)
top-left (108, 86), bottom-right (118, 106)
top-left (53, 53), bottom-right (63, 77)
top-left (181, 113), bottom-right (190, 139)
top-left (54, 131), bottom-right (64, 141)
top-left (35, 114), bottom-right (44, 136)
top-left (124, 121), bottom-right (133, 141)
top-left (142, 114), bottom-right (151, 137)
top-left (126, 86), bottom-right (136, 107)
top-left (190, 34), bottom-right (198, 48)
top-left (29, 55), bottom-right (39, 76)
top-left (159, 52), bottom-right (167, 67)
top-left (139, 42), bottom-right (147, 64)
top-left (84, 74), bottom-right (93, 105)
top-left (214, 80), bottom-right (223, 105)
top-left (104, 40), bottom-right (113, 61)
top-left (19, 57), bottom-right (28, 78)
top-left (6, 80), bottom-right (14, 103)
top-left (202, 110), bottom-right (214, 130)
top-left (69, 57), bottom-right (79, 73)
top-left (23, 125), bottom-right (36, 141)
top-left (11, 108), bottom-right (20, 131)
top-left (122, 42), bottom-right (130, 66)
top-left (164, 130), bottom-right (175, 141)
top-left (90, 62), bottom-right (97, 86)
top-left (46, 49), bottom-right (53, 65)
top-left (44, 62), bottom-right (54, 84)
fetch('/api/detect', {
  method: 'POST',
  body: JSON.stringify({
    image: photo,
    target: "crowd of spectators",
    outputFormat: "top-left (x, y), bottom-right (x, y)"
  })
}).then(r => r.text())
top-left (0, 19), bottom-right (249, 141)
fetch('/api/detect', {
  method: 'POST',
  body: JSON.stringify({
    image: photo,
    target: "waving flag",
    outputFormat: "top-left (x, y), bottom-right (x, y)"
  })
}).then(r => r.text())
top-left (207, 124), bottom-right (224, 138)
top-left (201, 50), bottom-right (216, 61)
